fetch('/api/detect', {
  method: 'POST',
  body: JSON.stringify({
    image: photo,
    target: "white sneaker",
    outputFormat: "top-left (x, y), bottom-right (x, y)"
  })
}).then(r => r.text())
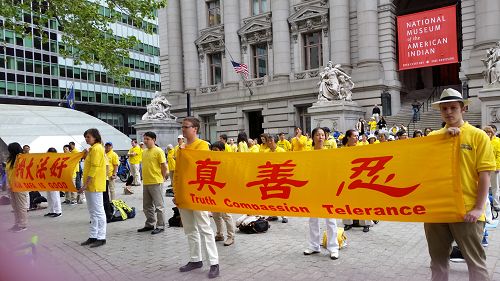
top-left (303, 249), bottom-right (320, 255)
top-left (330, 251), bottom-right (339, 260)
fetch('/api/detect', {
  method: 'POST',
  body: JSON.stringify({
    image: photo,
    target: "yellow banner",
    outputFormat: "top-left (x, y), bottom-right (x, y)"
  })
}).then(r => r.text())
top-left (11, 152), bottom-right (83, 192)
top-left (175, 135), bottom-right (465, 223)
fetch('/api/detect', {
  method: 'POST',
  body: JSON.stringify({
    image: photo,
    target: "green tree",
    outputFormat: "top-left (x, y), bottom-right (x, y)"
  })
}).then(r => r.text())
top-left (1, 0), bottom-right (167, 86)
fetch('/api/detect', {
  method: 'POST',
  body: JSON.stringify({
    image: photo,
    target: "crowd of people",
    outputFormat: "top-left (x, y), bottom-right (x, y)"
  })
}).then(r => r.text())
top-left (2, 88), bottom-right (499, 280)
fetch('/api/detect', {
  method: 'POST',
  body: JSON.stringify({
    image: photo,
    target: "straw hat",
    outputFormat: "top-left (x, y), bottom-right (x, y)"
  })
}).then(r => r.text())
top-left (431, 88), bottom-right (469, 109)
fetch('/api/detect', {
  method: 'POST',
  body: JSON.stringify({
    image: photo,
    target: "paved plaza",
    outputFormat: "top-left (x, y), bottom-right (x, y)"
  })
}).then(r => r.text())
top-left (1, 181), bottom-right (500, 281)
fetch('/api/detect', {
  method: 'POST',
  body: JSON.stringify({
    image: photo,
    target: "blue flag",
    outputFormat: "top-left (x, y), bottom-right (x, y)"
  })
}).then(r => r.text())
top-left (66, 86), bottom-right (75, 109)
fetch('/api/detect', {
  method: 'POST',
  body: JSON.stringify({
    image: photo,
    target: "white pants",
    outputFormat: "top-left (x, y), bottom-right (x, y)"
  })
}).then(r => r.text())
top-left (85, 191), bottom-right (106, 240)
top-left (308, 218), bottom-right (339, 254)
top-left (46, 191), bottom-right (61, 214)
top-left (490, 171), bottom-right (499, 208)
top-left (131, 164), bottom-right (141, 185)
top-left (179, 209), bottom-right (219, 265)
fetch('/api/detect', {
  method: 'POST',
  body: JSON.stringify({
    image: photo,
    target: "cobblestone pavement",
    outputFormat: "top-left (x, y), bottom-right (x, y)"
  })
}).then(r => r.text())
top-left (1, 181), bottom-right (500, 281)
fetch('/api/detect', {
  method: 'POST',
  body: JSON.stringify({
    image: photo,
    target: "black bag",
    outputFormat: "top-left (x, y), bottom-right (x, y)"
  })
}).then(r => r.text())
top-left (168, 207), bottom-right (182, 227)
top-left (108, 200), bottom-right (135, 222)
top-left (239, 218), bottom-right (269, 234)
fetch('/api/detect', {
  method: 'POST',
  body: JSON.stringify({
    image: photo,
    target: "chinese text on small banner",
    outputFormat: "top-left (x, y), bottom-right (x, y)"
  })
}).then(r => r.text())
top-left (175, 135), bottom-right (465, 223)
top-left (11, 152), bottom-right (83, 192)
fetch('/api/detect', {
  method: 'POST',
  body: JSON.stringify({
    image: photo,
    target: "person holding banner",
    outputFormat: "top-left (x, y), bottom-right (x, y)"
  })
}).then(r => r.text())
top-left (341, 130), bottom-right (373, 232)
top-left (79, 128), bottom-right (107, 248)
top-left (264, 134), bottom-right (288, 223)
top-left (304, 127), bottom-right (339, 260)
top-left (62, 145), bottom-right (78, 205)
top-left (6, 142), bottom-right (28, 232)
top-left (69, 141), bottom-right (85, 204)
top-left (175, 117), bottom-right (220, 279)
top-left (425, 88), bottom-right (495, 281)
top-left (44, 147), bottom-right (62, 218)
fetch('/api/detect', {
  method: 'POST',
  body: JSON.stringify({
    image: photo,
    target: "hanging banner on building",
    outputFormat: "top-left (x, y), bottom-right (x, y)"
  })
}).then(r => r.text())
top-left (175, 135), bottom-right (466, 223)
top-left (397, 5), bottom-right (458, 70)
top-left (10, 152), bottom-right (84, 192)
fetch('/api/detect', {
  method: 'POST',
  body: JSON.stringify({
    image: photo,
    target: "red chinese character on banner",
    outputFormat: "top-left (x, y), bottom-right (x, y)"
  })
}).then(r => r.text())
top-left (336, 156), bottom-right (420, 197)
top-left (188, 158), bottom-right (226, 195)
top-left (246, 160), bottom-right (308, 200)
top-left (49, 157), bottom-right (70, 178)
top-left (35, 157), bottom-right (50, 180)
top-left (15, 158), bottom-right (34, 180)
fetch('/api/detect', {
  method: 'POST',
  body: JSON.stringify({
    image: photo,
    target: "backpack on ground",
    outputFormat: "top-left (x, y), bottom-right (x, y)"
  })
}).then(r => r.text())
top-left (108, 199), bottom-right (136, 222)
top-left (322, 227), bottom-right (347, 249)
top-left (168, 207), bottom-right (182, 227)
top-left (236, 215), bottom-right (270, 234)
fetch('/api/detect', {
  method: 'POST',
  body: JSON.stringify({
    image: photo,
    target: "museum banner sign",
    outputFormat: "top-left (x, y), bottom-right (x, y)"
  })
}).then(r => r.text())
top-left (10, 152), bottom-right (83, 192)
top-left (175, 135), bottom-right (467, 223)
top-left (397, 5), bottom-right (458, 70)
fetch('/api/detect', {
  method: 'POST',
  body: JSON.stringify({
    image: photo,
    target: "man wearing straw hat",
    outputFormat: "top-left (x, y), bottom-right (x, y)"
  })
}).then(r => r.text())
top-left (426, 88), bottom-right (495, 281)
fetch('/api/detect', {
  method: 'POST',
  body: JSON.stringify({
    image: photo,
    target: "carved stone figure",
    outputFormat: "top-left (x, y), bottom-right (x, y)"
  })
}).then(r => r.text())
top-left (142, 91), bottom-right (177, 121)
top-left (317, 61), bottom-right (354, 101)
top-left (482, 41), bottom-right (500, 85)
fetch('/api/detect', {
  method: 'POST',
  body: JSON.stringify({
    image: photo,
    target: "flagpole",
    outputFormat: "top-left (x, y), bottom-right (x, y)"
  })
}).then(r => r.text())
top-left (225, 46), bottom-right (254, 96)
top-left (59, 83), bottom-right (74, 107)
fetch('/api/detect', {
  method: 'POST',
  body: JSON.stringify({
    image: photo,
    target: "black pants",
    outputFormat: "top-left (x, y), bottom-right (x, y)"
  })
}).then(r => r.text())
top-left (103, 180), bottom-right (113, 221)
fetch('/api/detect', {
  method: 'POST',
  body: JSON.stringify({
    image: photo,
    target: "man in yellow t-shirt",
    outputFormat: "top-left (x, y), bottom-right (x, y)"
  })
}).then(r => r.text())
top-left (69, 141), bottom-right (85, 203)
top-left (219, 134), bottom-right (233, 152)
top-left (277, 133), bottom-right (291, 151)
top-left (368, 117), bottom-right (377, 134)
top-left (104, 142), bottom-right (119, 201)
top-left (175, 117), bottom-right (220, 279)
top-left (426, 88), bottom-right (495, 280)
top-left (305, 133), bottom-right (313, 151)
top-left (128, 139), bottom-right (142, 186)
top-left (291, 127), bottom-right (308, 151)
top-left (265, 134), bottom-right (288, 223)
top-left (323, 127), bottom-right (338, 149)
top-left (483, 126), bottom-right (500, 211)
top-left (166, 144), bottom-right (176, 188)
top-left (248, 138), bottom-right (260, 153)
top-left (138, 132), bottom-right (168, 235)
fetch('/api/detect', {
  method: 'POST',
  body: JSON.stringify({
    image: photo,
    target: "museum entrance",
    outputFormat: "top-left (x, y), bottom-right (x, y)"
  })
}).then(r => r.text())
top-left (247, 110), bottom-right (264, 140)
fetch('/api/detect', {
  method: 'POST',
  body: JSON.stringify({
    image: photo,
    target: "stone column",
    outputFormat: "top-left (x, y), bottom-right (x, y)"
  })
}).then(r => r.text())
top-left (166, 0), bottom-right (184, 94)
top-left (180, 0), bottom-right (199, 91)
top-left (223, 0), bottom-right (241, 87)
top-left (330, 0), bottom-right (351, 69)
top-left (271, 0), bottom-right (291, 80)
top-left (356, 0), bottom-right (379, 65)
top-left (475, 0), bottom-right (500, 46)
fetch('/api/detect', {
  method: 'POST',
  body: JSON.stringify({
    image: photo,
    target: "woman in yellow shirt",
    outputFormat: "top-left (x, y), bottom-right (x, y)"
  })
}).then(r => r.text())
top-left (303, 127), bottom-right (340, 260)
top-left (341, 130), bottom-right (373, 232)
top-left (79, 128), bottom-right (107, 248)
top-left (237, 132), bottom-right (249, 152)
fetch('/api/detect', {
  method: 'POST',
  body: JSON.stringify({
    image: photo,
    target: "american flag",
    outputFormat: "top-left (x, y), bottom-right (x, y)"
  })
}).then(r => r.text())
top-left (231, 60), bottom-right (249, 79)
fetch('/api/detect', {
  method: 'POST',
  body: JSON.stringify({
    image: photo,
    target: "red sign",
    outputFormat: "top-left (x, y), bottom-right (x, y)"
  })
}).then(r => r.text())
top-left (397, 5), bottom-right (458, 70)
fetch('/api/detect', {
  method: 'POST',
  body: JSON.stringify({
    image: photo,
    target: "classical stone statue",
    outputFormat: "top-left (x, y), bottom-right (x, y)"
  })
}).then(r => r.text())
top-left (318, 61), bottom-right (354, 101)
top-left (142, 91), bottom-right (177, 121)
top-left (482, 41), bottom-right (500, 85)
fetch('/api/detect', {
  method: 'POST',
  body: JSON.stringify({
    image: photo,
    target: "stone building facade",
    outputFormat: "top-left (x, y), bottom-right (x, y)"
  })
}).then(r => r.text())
top-left (159, 0), bottom-right (500, 142)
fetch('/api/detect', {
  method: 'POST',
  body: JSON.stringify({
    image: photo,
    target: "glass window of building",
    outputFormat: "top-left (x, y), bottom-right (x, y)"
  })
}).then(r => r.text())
top-left (303, 32), bottom-right (322, 70)
top-left (252, 0), bottom-right (268, 16)
top-left (252, 43), bottom-right (268, 78)
top-left (207, 1), bottom-right (221, 27)
top-left (208, 52), bottom-right (222, 85)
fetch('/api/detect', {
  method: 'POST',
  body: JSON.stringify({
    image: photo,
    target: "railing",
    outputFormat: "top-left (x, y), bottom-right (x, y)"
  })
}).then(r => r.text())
top-left (406, 86), bottom-right (443, 132)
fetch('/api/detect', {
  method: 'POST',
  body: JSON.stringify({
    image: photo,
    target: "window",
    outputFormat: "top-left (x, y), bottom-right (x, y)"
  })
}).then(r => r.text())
top-left (208, 52), bottom-right (222, 85)
top-left (252, 44), bottom-right (268, 78)
top-left (252, 0), bottom-right (268, 16)
top-left (207, 1), bottom-right (221, 26)
top-left (303, 32), bottom-right (323, 70)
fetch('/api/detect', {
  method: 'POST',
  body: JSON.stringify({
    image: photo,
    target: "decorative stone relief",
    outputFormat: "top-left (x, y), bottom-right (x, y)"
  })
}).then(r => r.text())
top-left (288, 1), bottom-right (329, 44)
top-left (195, 25), bottom-right (225, 60)
top-left (238, 12), bottom-right (272, 47)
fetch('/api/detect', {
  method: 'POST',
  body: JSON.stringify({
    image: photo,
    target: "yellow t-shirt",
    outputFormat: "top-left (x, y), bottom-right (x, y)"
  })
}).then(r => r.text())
top-left (128, 146), bottom-right (142, 164)
top-left (266, 147), bottom-right (285, 153)
top-left (83, 143), bottom-right (106, 192)
top-left (167, 149), bottom-right (176, 171)
top-left (277, 139), bottom-right (292, 151)
top-left (291, 135), bottom-right (308, 151)
top-left (186, 138), bottom-right (210, 151)
top-left (230, 144), bottom-right (238, 152)
top-left (324, 137), bottom-right (338, 149)
top-left (142, 146), bottom-right (167, 185)
top-left (358, 140), bottom-right (369, 146)
top-left (368, 121), bottom-right (377, 131)
top-left (306, 139), bottom-right (313, 151)
top-left (238, 141), bottom-right (249, 152)
top-left (224, 143), bottom-right (232, 152)
top-left (249, 145), bottom-right (260, 153)
top-left (491, 137), bottom-right (500, 170)
top-left (430, 122), bottom-right (496, 221)
top-left (71, 148), bottom-right (81, 172)
top-left (106, 150), bottom-right (119, 178)
top-left (259, 143), bottom-right (268, 152)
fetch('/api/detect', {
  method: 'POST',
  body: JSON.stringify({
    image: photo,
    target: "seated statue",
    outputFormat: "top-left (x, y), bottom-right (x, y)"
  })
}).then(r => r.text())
top-left (317, 61), bottom-right (354, 102)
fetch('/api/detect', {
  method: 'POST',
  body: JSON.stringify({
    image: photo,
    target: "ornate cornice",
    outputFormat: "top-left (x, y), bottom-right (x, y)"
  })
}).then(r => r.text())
top-left (195, 25), bottom-right (225, 61)
top-left (238, 12), bottom-right (272, 47)
top-left (288, 1), bottom-right (329, 43)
